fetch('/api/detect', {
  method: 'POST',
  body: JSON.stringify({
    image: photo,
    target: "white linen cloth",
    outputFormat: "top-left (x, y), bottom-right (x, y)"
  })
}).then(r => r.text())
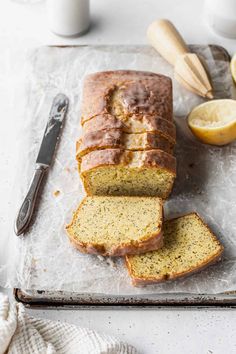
top-left (0, 294), bottom-right (137, 354)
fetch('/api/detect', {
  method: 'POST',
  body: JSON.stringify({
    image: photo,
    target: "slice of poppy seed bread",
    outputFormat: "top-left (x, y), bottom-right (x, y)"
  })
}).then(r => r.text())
top-left (125, 213), bottom-right (224, 285)
top-left (82, 114), bottom-right (176, 144)
top-left (76, 129), bottom-right (174, 159)
top-left (79, 149), bottom-right (176, 199)
top-left (66, 196), bottom-right (163, 257)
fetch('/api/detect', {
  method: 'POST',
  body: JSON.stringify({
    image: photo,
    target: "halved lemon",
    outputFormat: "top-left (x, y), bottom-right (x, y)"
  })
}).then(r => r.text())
top-left (230, 53), bottom-right (236, 84)
top-left (188, 99), bottom-right (236, 146)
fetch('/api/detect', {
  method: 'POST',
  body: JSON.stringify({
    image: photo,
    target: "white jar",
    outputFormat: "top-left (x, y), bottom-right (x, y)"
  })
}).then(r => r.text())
top-left (47, 0), bottom-right (90, 37)
top-left (204, 0), bottom-right (236, 38)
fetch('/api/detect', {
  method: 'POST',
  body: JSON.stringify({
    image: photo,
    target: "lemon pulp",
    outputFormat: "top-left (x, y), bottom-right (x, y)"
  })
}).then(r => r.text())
top-left (188, 99), bottom-right (236, 146)
top-left (230, 53), bottom-right (236, 84)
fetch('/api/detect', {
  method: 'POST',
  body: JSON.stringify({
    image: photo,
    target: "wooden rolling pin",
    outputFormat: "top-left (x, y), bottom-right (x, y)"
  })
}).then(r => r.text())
top-left (147, 19), bottom-right (213, 99)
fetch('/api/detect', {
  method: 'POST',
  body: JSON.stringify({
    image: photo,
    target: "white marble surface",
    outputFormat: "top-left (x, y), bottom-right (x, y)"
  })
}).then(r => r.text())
top-left (1, 1), bottom-right (236, 353)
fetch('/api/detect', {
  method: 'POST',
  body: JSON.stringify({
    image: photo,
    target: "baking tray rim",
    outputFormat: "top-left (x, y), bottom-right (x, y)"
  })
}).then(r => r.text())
top-left (14, 288), bottom-right (236, 309)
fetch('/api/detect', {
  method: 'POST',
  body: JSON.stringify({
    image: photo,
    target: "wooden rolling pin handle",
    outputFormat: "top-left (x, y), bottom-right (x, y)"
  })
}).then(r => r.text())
top-left (147, 19), bottom-right (189, 66)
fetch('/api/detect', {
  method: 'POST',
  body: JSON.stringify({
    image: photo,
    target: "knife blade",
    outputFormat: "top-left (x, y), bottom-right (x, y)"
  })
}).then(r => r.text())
top-left (14, 94), bottom-right (69, 236)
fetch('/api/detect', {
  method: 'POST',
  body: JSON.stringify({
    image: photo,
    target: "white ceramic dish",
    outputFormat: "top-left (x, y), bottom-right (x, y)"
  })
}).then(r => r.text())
top-left (204, 0), bottom-right (236, 38)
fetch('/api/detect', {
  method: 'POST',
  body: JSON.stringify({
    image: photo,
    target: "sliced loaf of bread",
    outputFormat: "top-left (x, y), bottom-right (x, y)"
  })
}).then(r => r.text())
top-left (76, 129), bottom-right (174, 159)
top-left (126, 213), bottom-right (224, 285)
top-left (82, 114), bottom-right (176, 144)
top-left (66, 196), bottom-right (163, 256)
top-left (80, 149), bottom-right (176, 198)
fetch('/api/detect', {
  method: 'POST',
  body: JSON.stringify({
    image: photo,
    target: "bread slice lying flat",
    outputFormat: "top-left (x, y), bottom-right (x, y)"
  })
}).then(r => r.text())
top-left (76, 129), bottom-right (174, 159)
top-left (80, 149), bottom-right (176, 199)
top-left (126, 213), bottom-right (224, 285)
top-left (66, 196), bottom-right (163, 257)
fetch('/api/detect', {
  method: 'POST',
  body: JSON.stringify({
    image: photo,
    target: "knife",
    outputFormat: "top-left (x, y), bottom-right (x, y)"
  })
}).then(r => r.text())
top-left (14, 94), bottom-right (69, 236)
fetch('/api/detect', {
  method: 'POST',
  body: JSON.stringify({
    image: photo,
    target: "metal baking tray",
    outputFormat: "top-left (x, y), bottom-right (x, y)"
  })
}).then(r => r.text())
top-left (14, 44), bottom-right (236, 308)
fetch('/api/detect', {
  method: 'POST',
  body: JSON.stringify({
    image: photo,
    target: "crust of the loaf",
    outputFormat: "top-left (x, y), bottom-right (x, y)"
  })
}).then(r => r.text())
top-left (79, 149), bottom-right (176, 175)
top-left (76, 129), bottom-right (174, 159)
top-left (68, 231), bottom-right (164, 257)
top-left (125, 212), bottom-right (224, 286)
top-left (66, 196), bottom-right (164, 257)
top-left (84, 70), bottom-right (172, 82)
top-left (82, 114), bottom-right (176, 143)
top-left (81, 70), bottom-right (173, 123)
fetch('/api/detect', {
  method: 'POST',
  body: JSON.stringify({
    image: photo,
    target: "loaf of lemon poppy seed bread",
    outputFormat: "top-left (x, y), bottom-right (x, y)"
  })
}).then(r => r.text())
top-left (79, 149), bottom-right (176, 198)
top-left (76, 129), bottom-right (174, 159)
top-left (126, 213), bottom-right (224, 285)
top-left (66, 196), bottom-right (164, 256)
top-left (78, 70), bottom-right (176, 198)
top-left (81, 70), bottom-right (173, 124)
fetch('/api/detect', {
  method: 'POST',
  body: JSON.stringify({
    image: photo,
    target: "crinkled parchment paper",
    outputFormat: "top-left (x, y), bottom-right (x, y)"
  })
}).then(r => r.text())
top-left (1, 45), bottom-right (236, 295)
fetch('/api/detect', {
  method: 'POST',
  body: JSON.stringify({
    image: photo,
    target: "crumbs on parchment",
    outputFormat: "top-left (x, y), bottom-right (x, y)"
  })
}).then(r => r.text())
top-left (53, 190), bottom-right (61, 197)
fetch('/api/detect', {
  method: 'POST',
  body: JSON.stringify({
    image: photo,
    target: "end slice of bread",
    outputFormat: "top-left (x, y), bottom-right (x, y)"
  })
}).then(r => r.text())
top-left (81, 70), bottom-right (173, 123)
top-left (126, 213), bottom-right (224, 285)
top-left (66, 196), bottom-right (163, 257)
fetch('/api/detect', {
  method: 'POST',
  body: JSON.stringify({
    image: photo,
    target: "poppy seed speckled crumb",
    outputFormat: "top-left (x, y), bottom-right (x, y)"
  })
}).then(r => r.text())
top-left (66, 196), bottom-right (163, 257)
top-left (126, 213), bottom-right (224, 285)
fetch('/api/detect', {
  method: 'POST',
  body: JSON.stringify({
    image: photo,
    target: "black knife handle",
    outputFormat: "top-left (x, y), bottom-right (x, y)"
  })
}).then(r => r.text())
top-left (14, 165), bottom-right (48, 236)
